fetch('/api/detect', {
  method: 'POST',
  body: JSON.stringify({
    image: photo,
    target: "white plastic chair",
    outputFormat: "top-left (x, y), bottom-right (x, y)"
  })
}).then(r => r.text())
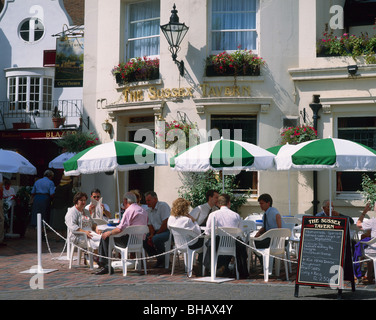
top-left (169, 226), bottom-right (204, 277)
top-left (68, 228), bottom-right (95, 269)
top-left (240, 220), bottom-right (257, 271)
top-left (215, 227), bottom-right (243, 280)
top-left (359, 237), bottom-right (376, 279)
top-left (109, 225), bottom-right (148, 276)
top-left (250, 228), bottom-right (291, 282)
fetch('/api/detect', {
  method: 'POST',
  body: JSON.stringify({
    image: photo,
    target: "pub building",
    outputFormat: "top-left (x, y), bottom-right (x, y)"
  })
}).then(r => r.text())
top-left (1, 0), bottom-right (376, 220)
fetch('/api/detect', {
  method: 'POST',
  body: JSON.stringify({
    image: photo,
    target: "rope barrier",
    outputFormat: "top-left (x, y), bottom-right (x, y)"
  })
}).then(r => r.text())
top-left (42, 220), bottom-right (372, 268)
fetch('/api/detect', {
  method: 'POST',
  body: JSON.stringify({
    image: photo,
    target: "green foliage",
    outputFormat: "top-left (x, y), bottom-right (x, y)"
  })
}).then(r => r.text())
top-left (317, 30), bottom-right (376, 63)
top-left (178, 170), bottom-right (249, 212)
top-left (55, 131), bottom-right (99, 153)
top-left (15, 186), bottom-right (32, 208)
top-left (360, 174), bottom-right (376, 205)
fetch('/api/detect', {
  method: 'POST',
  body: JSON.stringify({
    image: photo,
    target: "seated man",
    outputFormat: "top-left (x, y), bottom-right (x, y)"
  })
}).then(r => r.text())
top-left (95, 192), bottom-right (148, 275)
top-left (204, 194), bottom-right (248, 278)
top-left (316, 200), bottom-right (354, 224)
top-left (143, 191), bottom-right (171, 268)
top-left (189, 189), bottom-right (219, 226)
top-left (85, 188), bottom-right (111, 220)
top-left (254, 193), bottom-right (286, 248)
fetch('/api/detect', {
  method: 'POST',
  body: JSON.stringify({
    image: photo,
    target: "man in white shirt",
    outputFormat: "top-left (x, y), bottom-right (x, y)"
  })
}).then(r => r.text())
top-left (189, 190), bottom-right (219, 226)
top-left (143, 191), bottom-right (171, 268)
top-left (203, 194), bottom-right (248, 278)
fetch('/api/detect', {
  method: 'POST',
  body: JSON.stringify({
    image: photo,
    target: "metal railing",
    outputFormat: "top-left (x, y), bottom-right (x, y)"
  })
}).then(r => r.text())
top-left (0, 100), bottom-right (83, 119)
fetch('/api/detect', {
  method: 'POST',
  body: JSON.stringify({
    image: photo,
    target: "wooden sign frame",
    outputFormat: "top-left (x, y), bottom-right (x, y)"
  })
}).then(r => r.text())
top-left (294, 216), bottom-right (355, 299)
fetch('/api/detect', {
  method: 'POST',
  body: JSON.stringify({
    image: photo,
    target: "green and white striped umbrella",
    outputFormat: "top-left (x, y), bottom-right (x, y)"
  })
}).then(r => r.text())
top-left (274, 138), bottom-right (376, 171)
top-left (170, 138), bottom-right (275, 172)
top-left (63, 140), bottom-right (168, 176)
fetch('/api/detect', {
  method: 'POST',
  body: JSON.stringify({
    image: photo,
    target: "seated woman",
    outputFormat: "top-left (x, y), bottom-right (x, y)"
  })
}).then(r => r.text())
top-left (356, 203), bottom-right (376, 284)
top-left (65, 192), bottom-right (101, 251)
top-left (167, 198), bottom-right (204, 275)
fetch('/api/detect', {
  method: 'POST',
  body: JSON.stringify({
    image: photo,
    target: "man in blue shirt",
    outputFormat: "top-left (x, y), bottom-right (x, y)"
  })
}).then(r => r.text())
top-left (30, 170), bottom-right (56, 226)
top-left (254, 193), bottom-right (286, 248)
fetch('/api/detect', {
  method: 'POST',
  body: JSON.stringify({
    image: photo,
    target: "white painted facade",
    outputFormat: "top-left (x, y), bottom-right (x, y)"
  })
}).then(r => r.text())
top-left (0, 0), bottom-right (82, 130)
top-left (83, 0), bottom-right (376, 218)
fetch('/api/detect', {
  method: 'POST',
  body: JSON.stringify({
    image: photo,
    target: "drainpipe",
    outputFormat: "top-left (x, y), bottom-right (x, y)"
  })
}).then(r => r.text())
top-left (309, 94), bottom-right (322, 215)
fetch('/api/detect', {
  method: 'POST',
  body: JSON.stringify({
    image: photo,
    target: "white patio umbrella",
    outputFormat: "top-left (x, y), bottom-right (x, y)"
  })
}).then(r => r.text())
top-left (267, 143), bottom-right (297, 215)
top-left (48, 152), bottom-right (76, 169)
top-left (0, 149), bottom-right (37, 175)
top-left (272, 138), bottom-right (376, 215)
top-left (63, 140), bottom-right (168, 211)
top-left (170, 138), bottom-right (275, 191)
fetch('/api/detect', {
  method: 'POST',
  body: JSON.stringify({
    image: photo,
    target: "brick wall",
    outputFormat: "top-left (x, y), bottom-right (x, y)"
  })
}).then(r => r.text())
top-left (63, 0), bottom-right (85, 26)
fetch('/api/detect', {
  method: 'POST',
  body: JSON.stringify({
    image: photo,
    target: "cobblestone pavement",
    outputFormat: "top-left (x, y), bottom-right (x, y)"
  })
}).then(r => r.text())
top-left (0, 227), bottom-right (375, 303)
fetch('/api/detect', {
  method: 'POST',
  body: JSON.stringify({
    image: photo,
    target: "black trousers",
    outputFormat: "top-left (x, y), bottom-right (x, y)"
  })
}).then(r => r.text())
top-left (203, 236), bottom-right (249, 278)
top-left (98, 234), bottom-right (129, 268)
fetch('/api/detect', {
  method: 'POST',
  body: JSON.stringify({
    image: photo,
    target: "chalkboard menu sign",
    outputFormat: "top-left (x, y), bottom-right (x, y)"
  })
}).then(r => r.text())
top-left (295, 216), bottom-right (355, 298)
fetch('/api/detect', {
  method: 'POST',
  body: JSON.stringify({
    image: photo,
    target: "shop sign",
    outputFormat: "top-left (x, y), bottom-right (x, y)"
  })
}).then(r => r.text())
top-left (122, 84), bottom-right (251, 103)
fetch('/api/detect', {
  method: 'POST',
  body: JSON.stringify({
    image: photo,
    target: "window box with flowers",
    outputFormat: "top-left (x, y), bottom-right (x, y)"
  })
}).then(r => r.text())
top-left (317, 30), bottom-right (376, 64)
top-left (280, 125), bottom-right (317, 145)
top-left (112, 57), bottom-right (159, 85)
top-left (205, 48), bottom-right (265, 77)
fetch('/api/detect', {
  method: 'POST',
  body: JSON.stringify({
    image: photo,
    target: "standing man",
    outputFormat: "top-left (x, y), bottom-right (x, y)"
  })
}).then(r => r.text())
top-left (143, 191), bottom-right (171, 268)
top-left (30, 170), bottom-right (55, 227)
top-left (189, 190), bottom-right (219, 226)
top-left (85, 188), bottom-right (111, 220)
top-left (95, 192), bottom-right (148, 275)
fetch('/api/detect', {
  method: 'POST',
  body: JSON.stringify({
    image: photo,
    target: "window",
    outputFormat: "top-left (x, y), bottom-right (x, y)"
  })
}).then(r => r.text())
top-left (19, 18), bottom-right (45, 42)
top-left (7, 76), bottom-right (53, 112)
top-left (211, 115), bottom-right (258, 195)
top-left (344, 0), bottom-right (376, 27)
top-left (210, 0), bottom-right (258, 53)
top-left (126, 0), bottom-right (160, 59)
top-left (337, 117), bottom-right (376, 196)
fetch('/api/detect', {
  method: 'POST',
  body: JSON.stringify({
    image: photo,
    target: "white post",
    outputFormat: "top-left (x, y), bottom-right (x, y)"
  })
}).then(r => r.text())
top-left (20, 213), bottom-right (57, 274)
top-left (37, 213), bottom-right (43, 273)
top-left (211, 215), bottom-right (216, 281)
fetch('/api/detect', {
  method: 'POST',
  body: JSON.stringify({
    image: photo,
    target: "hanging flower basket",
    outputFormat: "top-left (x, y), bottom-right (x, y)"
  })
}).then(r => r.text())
top-left (280, 125), bottom-right (317, 145)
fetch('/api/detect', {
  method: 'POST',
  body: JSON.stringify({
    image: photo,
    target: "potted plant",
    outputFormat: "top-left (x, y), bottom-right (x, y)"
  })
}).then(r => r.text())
top-left (52, 106), bottom-right (66, 128)
top-left (206, 47), bottom-right (265, 77)
top-left (55, 131), bottom-right (99, 152)
top-left (112, 56), bottom-right (159, 85)
top-left (280, 124), bottom-right (317, 145)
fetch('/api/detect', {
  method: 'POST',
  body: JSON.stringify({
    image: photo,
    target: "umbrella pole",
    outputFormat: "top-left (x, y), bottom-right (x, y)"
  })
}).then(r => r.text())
top-left (288, 171), bottom-right (291, 216)
top-left (116, 171), bottom-right (121, 217)
top-left (222, 172), bottom-right (224, 193)
top-left (329, 170), bottom-right (332, 216)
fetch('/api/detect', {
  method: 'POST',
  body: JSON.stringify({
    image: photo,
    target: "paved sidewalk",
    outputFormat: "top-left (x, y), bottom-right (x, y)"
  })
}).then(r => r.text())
top-left (0, 227), bottom-right (375, 301)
